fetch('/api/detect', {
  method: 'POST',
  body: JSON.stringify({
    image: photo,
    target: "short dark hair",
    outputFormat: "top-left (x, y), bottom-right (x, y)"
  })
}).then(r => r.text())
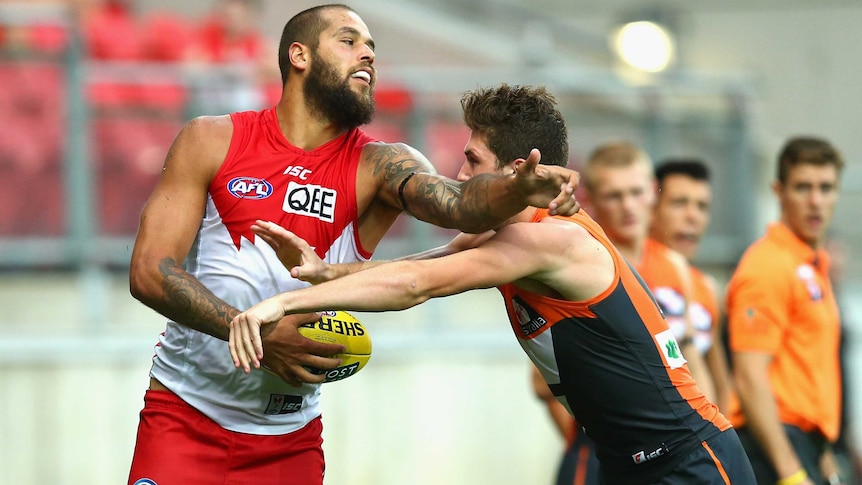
top-left (460, 84), bottom-right (569, 169)
top-left (654, 158), bottom-right (710, 188)
top-left (776, 136), bottom-right (844, 183)
top-left (278, 4), bottom-right (355, 84)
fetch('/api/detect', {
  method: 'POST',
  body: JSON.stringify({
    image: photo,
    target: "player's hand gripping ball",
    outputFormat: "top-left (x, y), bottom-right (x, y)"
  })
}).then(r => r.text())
top-left (299, 311), bottom-right (372, 382)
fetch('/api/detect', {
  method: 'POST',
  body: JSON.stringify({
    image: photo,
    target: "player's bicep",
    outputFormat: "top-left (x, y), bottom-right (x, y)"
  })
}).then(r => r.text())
top-left (133, 117), bottom-right (229, 264)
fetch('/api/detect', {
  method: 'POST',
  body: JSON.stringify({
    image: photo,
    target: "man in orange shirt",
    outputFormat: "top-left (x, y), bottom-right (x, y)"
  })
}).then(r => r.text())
top-left (726, 136), bottom-right (844, 485)
top-left (650, 159), bottom-right (734, 413)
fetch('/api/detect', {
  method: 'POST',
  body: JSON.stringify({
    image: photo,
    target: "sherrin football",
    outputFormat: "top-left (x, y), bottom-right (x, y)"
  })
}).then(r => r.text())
top-left (298, 310), bottom-right (372, 382)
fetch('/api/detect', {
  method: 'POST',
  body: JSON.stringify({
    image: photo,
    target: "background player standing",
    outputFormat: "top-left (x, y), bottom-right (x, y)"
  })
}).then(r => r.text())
top-left (726, 136), bottom-right (845, 485)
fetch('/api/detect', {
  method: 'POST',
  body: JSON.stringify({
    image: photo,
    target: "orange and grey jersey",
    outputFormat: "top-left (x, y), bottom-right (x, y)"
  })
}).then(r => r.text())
top-left (499, 209), bottom-right (730, 484)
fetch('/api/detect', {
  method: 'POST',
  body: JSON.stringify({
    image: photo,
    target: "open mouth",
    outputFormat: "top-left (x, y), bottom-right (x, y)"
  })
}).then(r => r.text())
top-left (351, 70), bottom-right (372, 84)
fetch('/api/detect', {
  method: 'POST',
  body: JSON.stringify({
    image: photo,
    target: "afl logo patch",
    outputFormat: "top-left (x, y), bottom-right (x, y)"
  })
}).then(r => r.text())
top-left (227, 177), bottom-right (273, 199)
top-left (132, 479), bottom-right (158, 485)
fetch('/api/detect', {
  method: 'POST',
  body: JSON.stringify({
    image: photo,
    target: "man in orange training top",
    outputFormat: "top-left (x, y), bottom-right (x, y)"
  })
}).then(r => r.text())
top-left (727, 136), bottom-right (845, 485)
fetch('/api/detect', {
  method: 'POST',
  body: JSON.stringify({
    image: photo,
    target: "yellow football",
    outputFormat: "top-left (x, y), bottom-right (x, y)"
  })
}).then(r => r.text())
top-left (298, 310), bottom-right (372, 382)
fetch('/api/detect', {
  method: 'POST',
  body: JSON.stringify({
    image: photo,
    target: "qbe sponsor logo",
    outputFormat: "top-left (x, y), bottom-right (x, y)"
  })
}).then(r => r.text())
top-left (283, 181), bottom-right (336, 222)
top-left (227, 176), bottom-right (273, 199)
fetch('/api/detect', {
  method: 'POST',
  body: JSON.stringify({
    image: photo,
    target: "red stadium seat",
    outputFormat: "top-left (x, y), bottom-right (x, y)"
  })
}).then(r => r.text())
top-left (0, 62), bottom-right (65, 236)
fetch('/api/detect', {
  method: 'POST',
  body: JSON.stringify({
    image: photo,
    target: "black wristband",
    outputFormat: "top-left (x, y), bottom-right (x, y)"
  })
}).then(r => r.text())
top-left (398, 172), bottom-right (416, 212)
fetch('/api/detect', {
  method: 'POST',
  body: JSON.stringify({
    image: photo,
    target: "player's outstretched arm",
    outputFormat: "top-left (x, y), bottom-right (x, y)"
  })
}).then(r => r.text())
top-left (366, 143), bottom-right (579, 234)
top-left (252, 220), bottom-right (494, 285)
top-left (230, 223), bottom-right (552, 371)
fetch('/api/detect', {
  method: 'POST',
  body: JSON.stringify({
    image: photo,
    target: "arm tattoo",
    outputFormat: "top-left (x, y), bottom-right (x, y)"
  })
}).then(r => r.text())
top-left (369, 144), bottom-right (422, 183)
top-left (368, 143), bottom-right (509, 231)
top-left (158, 257), bottom-right (237, 341)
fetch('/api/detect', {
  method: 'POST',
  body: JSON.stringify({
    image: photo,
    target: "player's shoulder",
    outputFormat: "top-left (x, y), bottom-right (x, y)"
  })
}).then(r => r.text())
top-left (179, 114), bottom-right (234, 145)
top-left (165, 115), bottom-right (233, 177)
top-left (730, 239), bottom-right (795, 290)
top-left (509, 215), bottom-right (596, 251)
top-left (737, 235), bottom-right (793, 271)
top-left (536, 214), bottom-right (592, 235)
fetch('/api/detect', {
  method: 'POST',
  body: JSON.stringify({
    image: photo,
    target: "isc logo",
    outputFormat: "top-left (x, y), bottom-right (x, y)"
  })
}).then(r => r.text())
top-left (227, 177), bottom-right (273, 199)
top-left (632, 443), bottom-right (669, 464)
top-left (283, 165), bottom-right (312, 180)
top-left (264, 394), bottom-right (303, 415)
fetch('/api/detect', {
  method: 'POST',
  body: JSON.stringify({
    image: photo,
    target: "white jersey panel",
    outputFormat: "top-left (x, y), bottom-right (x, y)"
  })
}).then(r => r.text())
top-left (150, 196), bottom-right (367, 435)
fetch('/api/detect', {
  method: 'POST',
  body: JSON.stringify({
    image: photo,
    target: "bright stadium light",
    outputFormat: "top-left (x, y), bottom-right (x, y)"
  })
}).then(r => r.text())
top-left (611, 20), bottom-right (676, 73)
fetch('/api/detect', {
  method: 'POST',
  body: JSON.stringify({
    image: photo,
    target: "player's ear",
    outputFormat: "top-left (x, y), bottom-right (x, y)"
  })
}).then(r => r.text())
top-left (289, 42), bottom-right (309, 70)
top-left (770, 179), bottom-right (782, 197)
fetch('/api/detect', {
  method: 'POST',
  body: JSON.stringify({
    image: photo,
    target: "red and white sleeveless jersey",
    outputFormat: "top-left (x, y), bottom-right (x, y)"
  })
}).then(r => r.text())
top-left (150, 107), bottom-right (376, 434)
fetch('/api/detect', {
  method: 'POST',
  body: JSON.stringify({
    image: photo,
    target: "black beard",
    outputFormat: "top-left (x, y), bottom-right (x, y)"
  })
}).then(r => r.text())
top-left (303, 52), bottom-right (375, 131)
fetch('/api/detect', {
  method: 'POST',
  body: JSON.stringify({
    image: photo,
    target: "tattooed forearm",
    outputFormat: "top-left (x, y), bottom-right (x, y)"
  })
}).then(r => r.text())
top-left (158, 257), bottom-right (238, 341)
top-left (414, 173), bottom-right (515, 233)
top-left (368, 142), bottom-right (524, 233)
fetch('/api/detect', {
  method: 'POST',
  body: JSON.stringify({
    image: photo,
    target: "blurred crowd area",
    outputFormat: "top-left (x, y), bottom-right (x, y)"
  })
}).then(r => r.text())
top-left (0, 0), bottom-right (277, 238)
top-left (0, 0), bottom-right (418, 243)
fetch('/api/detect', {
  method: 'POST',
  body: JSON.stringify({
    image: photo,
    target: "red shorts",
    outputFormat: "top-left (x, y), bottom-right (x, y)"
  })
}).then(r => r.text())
top-left (127, 389), bottom-right (324, 485)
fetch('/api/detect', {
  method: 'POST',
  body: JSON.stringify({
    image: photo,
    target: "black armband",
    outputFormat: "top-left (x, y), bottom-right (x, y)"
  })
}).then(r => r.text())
top-left (398, 172), bottom-right (417, 212)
